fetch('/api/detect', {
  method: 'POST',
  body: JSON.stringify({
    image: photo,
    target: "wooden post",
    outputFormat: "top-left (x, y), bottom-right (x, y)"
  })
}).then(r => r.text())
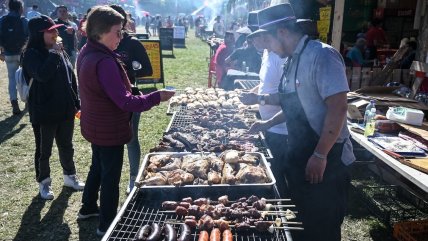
top-left (331, 0), bottom-right (345, 51)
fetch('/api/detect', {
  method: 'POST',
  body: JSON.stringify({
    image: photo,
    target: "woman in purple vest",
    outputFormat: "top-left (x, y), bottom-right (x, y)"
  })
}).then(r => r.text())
top-left (75, 6), bottom-right (174, 236)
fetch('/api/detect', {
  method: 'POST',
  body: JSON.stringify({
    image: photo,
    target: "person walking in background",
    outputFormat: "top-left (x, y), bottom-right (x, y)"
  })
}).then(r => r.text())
top-left (110, 4), bottom-right (153, 194)
top-left (55, 5), bottom-right (77, 67)
top-left (77, 8), bottom-right (91, 50)
top-left (214, 31), bottom-right (234, 88)
top-left (346, 38), bottom-right (368, 67)
top-left (213, 15), bottom-right (225, 38)
top-left (0, 0), bottom-right (28, 115)
top-left (76, 6), bottom-right (174, 236)
top-left (144, 14), bottom-right (151, 36)
top-left (26, 4), bottom-right (41, 20)
top-left (22, 15), bottom-right (85, 200)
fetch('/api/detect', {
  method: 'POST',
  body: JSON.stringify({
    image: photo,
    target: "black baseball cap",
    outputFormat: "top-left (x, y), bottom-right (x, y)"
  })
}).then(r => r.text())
top-left (28, 15), bottom-right (63, 34)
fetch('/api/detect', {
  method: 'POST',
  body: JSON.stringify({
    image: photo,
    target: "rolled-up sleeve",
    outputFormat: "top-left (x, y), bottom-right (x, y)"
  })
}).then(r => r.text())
top-left (97, 58), bottom-right (161, 112)
top-left (314, 47), bottom-right (349, 100)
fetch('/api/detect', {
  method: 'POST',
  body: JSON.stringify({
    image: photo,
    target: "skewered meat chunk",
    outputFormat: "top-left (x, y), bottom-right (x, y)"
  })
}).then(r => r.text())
top-left (235, 222), bottom-right (251, 231)
top-left (231, 202), bottom-right (242, 209)
top-left (213, 220), bottom-right (230, 231)
top-left (238, 197), bottom-right (247, 203)
top-left (176, 206), bottom-right (188, 216)
top-left (179, 202), bottom-right (191, 209)
top-left (218, 195), bottom-right (229, 205)
top-left (185, 219), bottom-right (198, 229)
top-left (198, 214), bottom-right (214, 231)
top-left (254, 221), bottom-right (273, 232)
top-left (193, 198), bottom-right (208, 206)
top-left (182, 197), bottom-right (193, 204)
top-left (248, 208), bottom-right (262, 219)
top-left (207, 171), bottom-right (221, 184)
top-left (141, 173), bottom-right (167, 186)
top-left (162, 201), bottom-right (178, 210)
top-left (188, 205), bottom-right (201, 216)
top-left (252, 198), bottom-right (267, 210)
top-left (246, 195), bottom-right (259, 204)
top-left (236, 166), bottom-right (268, 184)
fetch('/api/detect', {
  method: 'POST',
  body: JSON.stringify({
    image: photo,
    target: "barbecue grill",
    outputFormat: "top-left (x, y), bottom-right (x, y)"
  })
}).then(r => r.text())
top-left (163, 110), bottom-right (273, 159)
top-left (102, 186), bottom-right (295, 241)
top-left (235, 79), bottom-right (261, 90)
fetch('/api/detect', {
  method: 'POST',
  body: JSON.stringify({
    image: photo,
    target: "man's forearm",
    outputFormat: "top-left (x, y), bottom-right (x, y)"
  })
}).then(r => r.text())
top-left (265, 110), bottom-right (286, 128)
top-left (314, 93), bottom-right (348, 156)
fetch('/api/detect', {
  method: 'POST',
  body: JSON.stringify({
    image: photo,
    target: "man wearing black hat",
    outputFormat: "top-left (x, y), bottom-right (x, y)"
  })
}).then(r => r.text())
top-left (248, 4), bottom-right (354, 241)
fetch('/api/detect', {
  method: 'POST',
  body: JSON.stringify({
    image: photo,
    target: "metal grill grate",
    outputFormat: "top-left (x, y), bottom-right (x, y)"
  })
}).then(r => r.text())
top-left (106, 189), bottom-right (293, 241)
top-left (235, 80), bottom-right (261, 90)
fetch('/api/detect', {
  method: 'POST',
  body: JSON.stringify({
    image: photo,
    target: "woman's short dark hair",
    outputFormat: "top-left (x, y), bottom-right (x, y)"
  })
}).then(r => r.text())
top-left (109, 4), bottom-right (128, 29)
top-left (8, 0), bottom-right (23, 12)
top-left (85, 6), bottom-right (124, 41)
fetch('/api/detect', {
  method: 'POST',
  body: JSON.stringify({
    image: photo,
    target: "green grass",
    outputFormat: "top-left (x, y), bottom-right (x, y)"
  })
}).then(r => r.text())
top-left (0, 30), bottom-right (401, 241)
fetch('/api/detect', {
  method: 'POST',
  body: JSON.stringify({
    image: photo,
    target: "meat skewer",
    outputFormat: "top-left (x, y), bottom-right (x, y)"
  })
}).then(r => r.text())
top-left (166, 220), bottom-right (304, 232)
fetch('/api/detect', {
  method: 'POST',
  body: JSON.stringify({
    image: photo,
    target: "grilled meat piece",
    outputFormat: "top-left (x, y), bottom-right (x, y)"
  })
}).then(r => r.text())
top-left (179, 202), bottom-right (191, 209)
top-left (162, 201), bottom-right (179, 210)
top-left (207, 171), bottom-right (221, 184)
top-left (235, 222), bottom-right (251, 231)
top-left (248, 208), bottom-right (262, 219)
top-left (163, 135), bottom-right (186, 149)
top-left (155, 158), bottom-right (181, 172)
top-left (213, 220), bottom-right (230, 232)
top-left (173, 132), bottom-right (198, 151)
top-left (149, 144), bottom-right (177, 152)
top-left (185, 219), bottom-right (198, 229)
top-left (252, 198), bottom-right (267, 210)
top-left (176, 206), bottom-right (188, 216)
top-left (182, 197), bottom-right (193, 204)
top-left (208, 155), bottom-right (224, 173)
top-left (254, 221), bottom-right (273, 232)
top-left (194, 198), bottom-right (208, 206)
top-left (193, 177), bottom-right (208, 185)
top-left (141, 173), bottom-right (167, 186)
top-left (246, 195), bottom-right (259, 204)
top-left (165, 169), bottom-right (194, 186)
top-left (236, 165), bottom-right (268, 184)
top-left (221, 163), bottom-right (236, 184)
top-left (148, 154), bottom-right (172, 166)
top-left (240, 154), bottom-right (258, 164)
top-left (182, 157), bottom-right (210, 179)
top-left (218, 195), bottom-right (229, 205)
top-left (198, 214), bottom-right (214, 231)
top-left (188, 205), bottom-right (201, 217)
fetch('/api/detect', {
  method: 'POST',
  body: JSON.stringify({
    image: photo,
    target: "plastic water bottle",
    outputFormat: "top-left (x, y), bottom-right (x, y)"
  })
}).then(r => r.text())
top-left (364, 108), bottom-right (377, 137)
top-left (363, 100), bottom-right (376, 126)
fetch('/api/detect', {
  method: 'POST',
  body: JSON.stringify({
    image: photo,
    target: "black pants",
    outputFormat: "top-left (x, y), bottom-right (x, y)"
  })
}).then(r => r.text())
top-left (264, 131), bottom-right (289, 198)
top-left (32, 124), bottom-right (41, 181)
top-left (82, 144), bottom-right (124, 232)
top-left (37, 119), bottom-right (76, 182)
top-left (286, 145), bottom-right (350, 241)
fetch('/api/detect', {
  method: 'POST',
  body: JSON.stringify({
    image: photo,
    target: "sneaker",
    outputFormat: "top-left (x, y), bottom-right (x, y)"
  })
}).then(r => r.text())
top-left (77, 206), bottom-right (99, 220)
top-left (96, 228), bottom-right (106, 237)
top-left (126, 176), bottom-right (137, 194)
top-left (64, 174), bottom-right (85, 191)
top-left (39, 177), bottom-right (54, 200)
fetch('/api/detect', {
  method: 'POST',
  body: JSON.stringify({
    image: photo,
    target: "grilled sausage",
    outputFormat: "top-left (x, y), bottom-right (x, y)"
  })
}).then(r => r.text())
top-left (164, 224), bottom-right (177, 241)
top-left (222, 229), bottom-right (233, 241)
top-left (177, 224), bottom-right (191, 241)
top-left (147, 223), bottom-right (162, 241)
top-left (135, 224), bottom-right (151, 241)
top-left (185, 219), bottom-right (198, 229)
top-left (175, 206), bottom-right (188, 216)
top-left (179, 202), bottom-right (191, 209)
top-left (162, 201), bottom-right (179, 210)
top-left (198, 230), bottom-right (209, 241)
top-left (209, 228), bottom-right (221, 241)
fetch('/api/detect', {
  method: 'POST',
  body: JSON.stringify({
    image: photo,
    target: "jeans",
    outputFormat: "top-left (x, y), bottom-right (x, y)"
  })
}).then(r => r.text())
top-left (126, 112), bottom-right (141, 178)
top-left (32, 124), bottom-right (41, 181)
top-left (37, 119), bottom-right (77, 182)
top-left (5, 55), bottom-right (20, 101)
top-left (82, 144), bottom-right (124, 232)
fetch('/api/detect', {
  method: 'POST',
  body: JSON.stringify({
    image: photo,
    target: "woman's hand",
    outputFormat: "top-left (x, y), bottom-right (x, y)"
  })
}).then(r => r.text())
top-left (158, 90), bottom-right (175, 102)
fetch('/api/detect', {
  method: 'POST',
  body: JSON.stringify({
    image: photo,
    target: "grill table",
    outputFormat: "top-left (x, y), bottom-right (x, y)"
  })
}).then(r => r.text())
top-left (235, 79), bottom-right (260, 90)
top-left (103, 186), bottom-right (294, 241)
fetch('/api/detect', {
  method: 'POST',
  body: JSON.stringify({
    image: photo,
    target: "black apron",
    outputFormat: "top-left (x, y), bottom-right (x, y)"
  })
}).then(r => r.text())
top-left (278, 38), bottom-right (349, 241)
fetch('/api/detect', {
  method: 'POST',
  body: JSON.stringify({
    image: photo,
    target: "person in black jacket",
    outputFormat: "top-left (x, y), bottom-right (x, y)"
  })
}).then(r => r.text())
top-left (110, 5), bottom-right (153, 193)
top-left (22, 15), bottom-right (84, 200)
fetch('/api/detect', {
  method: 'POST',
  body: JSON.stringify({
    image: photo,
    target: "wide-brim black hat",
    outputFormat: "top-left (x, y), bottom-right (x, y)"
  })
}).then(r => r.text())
top-left (247, 9), bottom-right (261, 32)
top-left (28, 15), bottom-right (63, 35)
top-left (258, 3), bottom-right (296, 30)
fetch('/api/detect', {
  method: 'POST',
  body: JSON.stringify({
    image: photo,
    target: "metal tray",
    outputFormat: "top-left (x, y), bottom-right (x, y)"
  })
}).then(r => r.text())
top-left (135, 152), bottom-right (276, 192)
top-left (235, 79), bottom-right (260, 90)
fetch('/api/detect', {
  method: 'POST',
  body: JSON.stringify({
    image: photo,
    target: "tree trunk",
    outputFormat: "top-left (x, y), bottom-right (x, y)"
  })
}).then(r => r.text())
top-left (418, 2), bottom-right (428, 62)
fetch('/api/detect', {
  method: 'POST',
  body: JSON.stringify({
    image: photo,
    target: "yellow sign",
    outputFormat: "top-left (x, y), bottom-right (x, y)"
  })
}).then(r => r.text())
top-left (139, 40), bottom-right (162, 81)
top-left (317, 20), bottom-right (330, 35)
top-left (319, 6), bottom-right (331, 21)
top-left (319, 33), bottom-right (328, 43)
